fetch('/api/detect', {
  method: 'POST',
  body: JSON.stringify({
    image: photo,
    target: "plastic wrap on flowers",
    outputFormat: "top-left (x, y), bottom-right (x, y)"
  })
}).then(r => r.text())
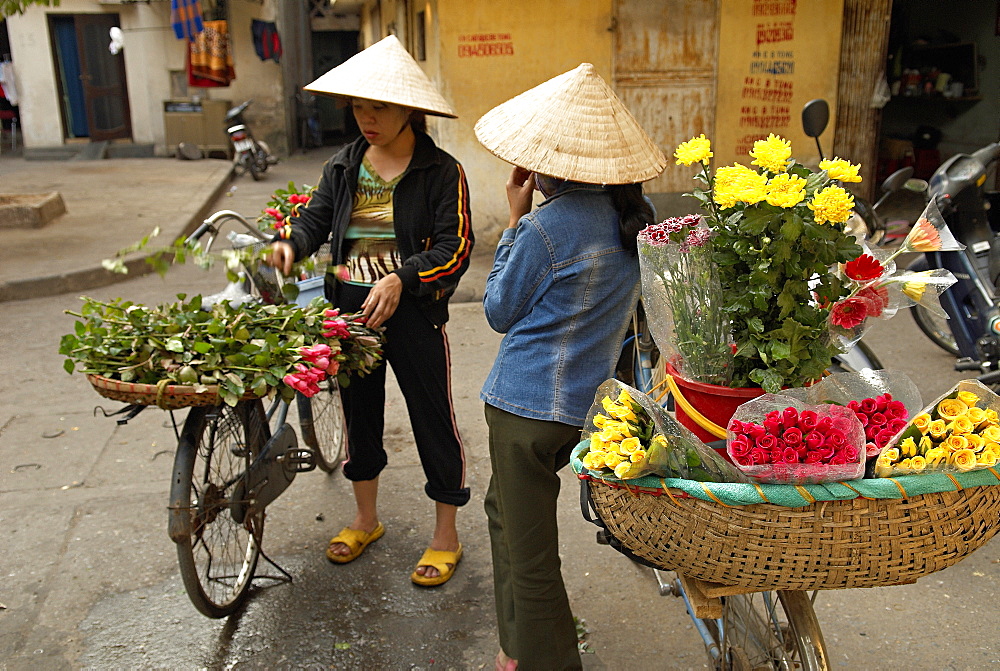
top-left (728, 394), bottom-right (866, 484)
top-left (581, 379), bottom-right (747, 482)
top-left (637, 216), bottom-right (733, 386)
top-left (875, 380), bottom-right (1000, 476)
top-left (828, 200), bottom-right (960, 352)
top-left (783, 370), bottom-right (922, 457)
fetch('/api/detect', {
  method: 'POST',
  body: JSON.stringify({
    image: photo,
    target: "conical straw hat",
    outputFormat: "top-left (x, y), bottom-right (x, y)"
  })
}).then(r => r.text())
top-left (474, 63), bottom-right (667, 184)
top-left (305, 35), bottom-right (456, 118)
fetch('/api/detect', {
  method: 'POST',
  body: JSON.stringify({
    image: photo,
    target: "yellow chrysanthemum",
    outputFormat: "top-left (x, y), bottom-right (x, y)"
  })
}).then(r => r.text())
top-left (749, 134), bottom-right (792, 173)
top-left (819, 157), bottom-right (863, 183)
top-left (957, 390), bottom-right (980, 407)
top-left (807, 185), bottom-right (855, 225)
top-left (951, 448), bottom-right (978, 472)
top-left (674, 134), bottom-right (713, 166)
top-left (713, 164), bottom-right (768, 209)
top-left (937, 398), bottom-right (969, 421)
top-left (912, 413), bottom-right (932, 434)
top-left (765, 172), bottom-right (807, 208)
top-left (949, 416), bottom-right (975, 436)
top-left (928, 419), bottom-right (948, 440)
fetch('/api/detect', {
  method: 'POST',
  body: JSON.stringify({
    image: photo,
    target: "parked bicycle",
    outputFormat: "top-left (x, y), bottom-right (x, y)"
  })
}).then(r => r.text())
top-left (100, 210), bottom-right (347, 618)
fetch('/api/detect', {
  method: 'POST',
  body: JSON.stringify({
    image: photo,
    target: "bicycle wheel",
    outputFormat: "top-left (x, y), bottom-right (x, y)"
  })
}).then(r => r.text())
top-left (172, 400), bottom-right (267, 618)
top-left (911, 303), bottom-right (960, 356)
top-left (295, 380), bottom-right (347, 473)
top-left (714, 590), bottom-right (829, 671)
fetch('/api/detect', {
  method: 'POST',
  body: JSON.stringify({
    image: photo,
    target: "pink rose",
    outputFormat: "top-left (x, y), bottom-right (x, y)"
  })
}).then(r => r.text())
top-left (750, 447), bottom-right (769, 465)
top-left (888, 418), bottom-right (908, 434)
top-left (729, 419), bottom-right (745, 433)
top-left (805, 451), bottom-right (824, 464)
top-left (730, 435), bottom-right (752, 457)
top-left (763, 417), bottom-right (781, 436)
top-left (747, 423), bottom-right (766, 440)
top-left (827, 430), bottom-right (847, 449)
top-left (830, 454), bottom-right (848, 466)
top-left (783, 427), bottom-right (803, 447)
top-left (805, 431), bottom-right (824, 449)
top-left (756, 434), bottom-right (778, 450)
top-left (782, 407), bottom-right (799, 428)
top-left (860, 398), bottom-right (878, 414)
top-left (799, 410), bottom-right (818, 431)
top-left (876, 430), bottom-right (896, 448)
top-left (870, 412), bottom-right (887, 427)
top-left (816, 416), bottom-right (833, 433)
top-left (844, 445), bottom-right (860, 462)
top-left (782, 447), bottom-right (800, 464)
top-left (887, 402), bottom-right (908, 420)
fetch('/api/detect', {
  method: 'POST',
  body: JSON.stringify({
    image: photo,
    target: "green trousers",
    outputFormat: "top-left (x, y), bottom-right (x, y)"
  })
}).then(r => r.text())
top-left (484, 403), bottom-right (583, 671)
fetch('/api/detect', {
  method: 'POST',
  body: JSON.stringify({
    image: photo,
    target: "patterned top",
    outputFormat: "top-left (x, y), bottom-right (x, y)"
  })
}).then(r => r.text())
top-left (342, 157), bottom-right (404, 286)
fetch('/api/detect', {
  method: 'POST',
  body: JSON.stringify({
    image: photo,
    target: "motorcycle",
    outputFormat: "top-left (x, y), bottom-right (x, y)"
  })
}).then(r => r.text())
top-left (905, 140), bottom-right (1000, 383)
top-left (225, 99), bottom-right (277, 180)
top-left (801, 98), bottom-right (917, 246)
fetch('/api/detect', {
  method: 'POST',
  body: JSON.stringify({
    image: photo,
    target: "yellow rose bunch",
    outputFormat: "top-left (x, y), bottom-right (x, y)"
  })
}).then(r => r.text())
top-left (875, 386), bottom-right (1000, 476)
top-left (582, 388), bottom-right (659, 480)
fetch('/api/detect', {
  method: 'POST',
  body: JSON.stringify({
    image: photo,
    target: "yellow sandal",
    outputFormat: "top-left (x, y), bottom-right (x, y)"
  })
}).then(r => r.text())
top-left (410, 543), bottom-right (463, 587)
top-left (325, 522), bottom-right (385, 564)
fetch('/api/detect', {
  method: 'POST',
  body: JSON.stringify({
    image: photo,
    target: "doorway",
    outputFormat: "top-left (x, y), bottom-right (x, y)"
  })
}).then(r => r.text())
top-left (310, 30), bottom-right (360, 145)
top-left (49, 13), bottom-right (132, 142)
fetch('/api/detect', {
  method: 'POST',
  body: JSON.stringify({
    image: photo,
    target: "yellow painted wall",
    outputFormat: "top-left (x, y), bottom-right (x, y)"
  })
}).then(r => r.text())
top-left (431, 0), bottom-right (615, 242)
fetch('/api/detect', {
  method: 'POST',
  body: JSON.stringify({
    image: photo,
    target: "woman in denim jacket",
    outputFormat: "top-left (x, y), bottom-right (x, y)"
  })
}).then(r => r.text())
top-left (474, 64), bottom-right (667, 670)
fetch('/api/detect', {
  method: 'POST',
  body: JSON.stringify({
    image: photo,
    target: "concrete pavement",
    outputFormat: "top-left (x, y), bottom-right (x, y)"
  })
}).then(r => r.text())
top-left (0, 149), bottom-right (493, 304)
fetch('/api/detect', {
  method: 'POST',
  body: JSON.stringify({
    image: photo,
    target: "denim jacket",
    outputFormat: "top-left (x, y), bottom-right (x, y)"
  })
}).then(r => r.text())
top-left (481, 183), bottom-right (640, 426)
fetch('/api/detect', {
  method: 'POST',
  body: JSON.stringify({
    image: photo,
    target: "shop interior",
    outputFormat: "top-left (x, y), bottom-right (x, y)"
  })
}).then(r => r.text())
top-left (877, 0), bottom-right (999, 190)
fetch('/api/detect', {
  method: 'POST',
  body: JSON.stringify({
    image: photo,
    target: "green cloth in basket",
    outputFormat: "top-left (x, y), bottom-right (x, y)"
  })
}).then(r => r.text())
top-left (571, 441), bottom-right (1000, 508)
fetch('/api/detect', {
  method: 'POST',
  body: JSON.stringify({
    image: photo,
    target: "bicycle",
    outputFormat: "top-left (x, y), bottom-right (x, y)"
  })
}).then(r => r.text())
top-left (107, 209), bottom-right (347, 618)
top-left (593, 301), bottom-right (885, 669)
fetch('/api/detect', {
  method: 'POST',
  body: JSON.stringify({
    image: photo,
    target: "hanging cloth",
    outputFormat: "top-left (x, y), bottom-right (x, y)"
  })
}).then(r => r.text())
top-left (171, 0), bottom-right (204, 41)
top-left (0, 60), bottom-right (18, 106)
top-left (189, 20), bottom-right (236, 86)
top-left (251, 19), bottom-right (282, 63)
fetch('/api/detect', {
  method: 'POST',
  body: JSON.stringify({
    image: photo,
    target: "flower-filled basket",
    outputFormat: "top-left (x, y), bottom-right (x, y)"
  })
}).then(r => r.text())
top-left (574, 441), bottom-right (1000, 591)
top-left (61, 293), bottom-right (384, 410)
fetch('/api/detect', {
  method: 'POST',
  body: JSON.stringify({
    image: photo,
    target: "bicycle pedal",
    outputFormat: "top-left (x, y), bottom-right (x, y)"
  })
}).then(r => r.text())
top-left (278, 447), bottom-right (317, 473)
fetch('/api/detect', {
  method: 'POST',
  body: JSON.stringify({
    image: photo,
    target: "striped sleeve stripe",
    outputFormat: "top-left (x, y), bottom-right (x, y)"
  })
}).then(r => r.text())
top-left (418, 163), bottom-right (472, 282)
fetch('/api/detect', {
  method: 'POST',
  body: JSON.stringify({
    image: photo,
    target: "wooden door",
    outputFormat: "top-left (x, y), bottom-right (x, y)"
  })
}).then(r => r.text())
top-left (75, 13), bottom-right (131, 141)
top-left (612, 0), bottom-right (719, 196)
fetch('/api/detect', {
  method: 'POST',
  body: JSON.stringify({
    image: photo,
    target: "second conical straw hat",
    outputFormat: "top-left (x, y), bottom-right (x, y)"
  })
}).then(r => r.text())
top-left (305, 35), bottom-right (456, 118)
top-left (474, 63), bottom-right (667, 184)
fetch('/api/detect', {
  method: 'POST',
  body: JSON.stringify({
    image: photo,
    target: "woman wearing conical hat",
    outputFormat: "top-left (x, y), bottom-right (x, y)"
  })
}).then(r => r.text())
top-left (476, 63), bottom-right (667, 670)
top-left (266, 35), bottom-right (474, 587)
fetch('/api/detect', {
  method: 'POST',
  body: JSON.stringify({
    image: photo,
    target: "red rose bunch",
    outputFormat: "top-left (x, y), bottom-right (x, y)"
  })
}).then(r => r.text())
top-left (847, 393), bottom-right (909, 457)
top-left (727, 404), bottom-right (865, 483)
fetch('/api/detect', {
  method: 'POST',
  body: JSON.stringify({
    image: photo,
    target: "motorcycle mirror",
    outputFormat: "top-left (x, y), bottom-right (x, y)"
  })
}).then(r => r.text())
top-left (880, 166), bottom-right (914, 194)
top-left (801, 99), bottom-right (829, 158)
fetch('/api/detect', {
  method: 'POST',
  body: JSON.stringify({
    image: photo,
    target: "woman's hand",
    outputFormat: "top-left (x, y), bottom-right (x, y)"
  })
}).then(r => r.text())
top-left (362, 273), bottom-right (403, 328)
top-left (506, 166), bottom-right (535, 228)
top-left (264, 241), bottom-right (295, 276)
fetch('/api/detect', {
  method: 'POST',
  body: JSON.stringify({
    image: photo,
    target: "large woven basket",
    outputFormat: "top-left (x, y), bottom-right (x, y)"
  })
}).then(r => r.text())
top-left (86, 374), bottom-right (255, 410)
top-left (587, 476), bottom-right (1000, 591)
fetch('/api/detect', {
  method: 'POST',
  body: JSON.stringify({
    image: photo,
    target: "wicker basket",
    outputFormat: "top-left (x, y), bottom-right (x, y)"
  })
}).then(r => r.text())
top-left (587, 476), bottom-right (1000, 591)
top-left (86, 374), bottom-right (255, 410)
